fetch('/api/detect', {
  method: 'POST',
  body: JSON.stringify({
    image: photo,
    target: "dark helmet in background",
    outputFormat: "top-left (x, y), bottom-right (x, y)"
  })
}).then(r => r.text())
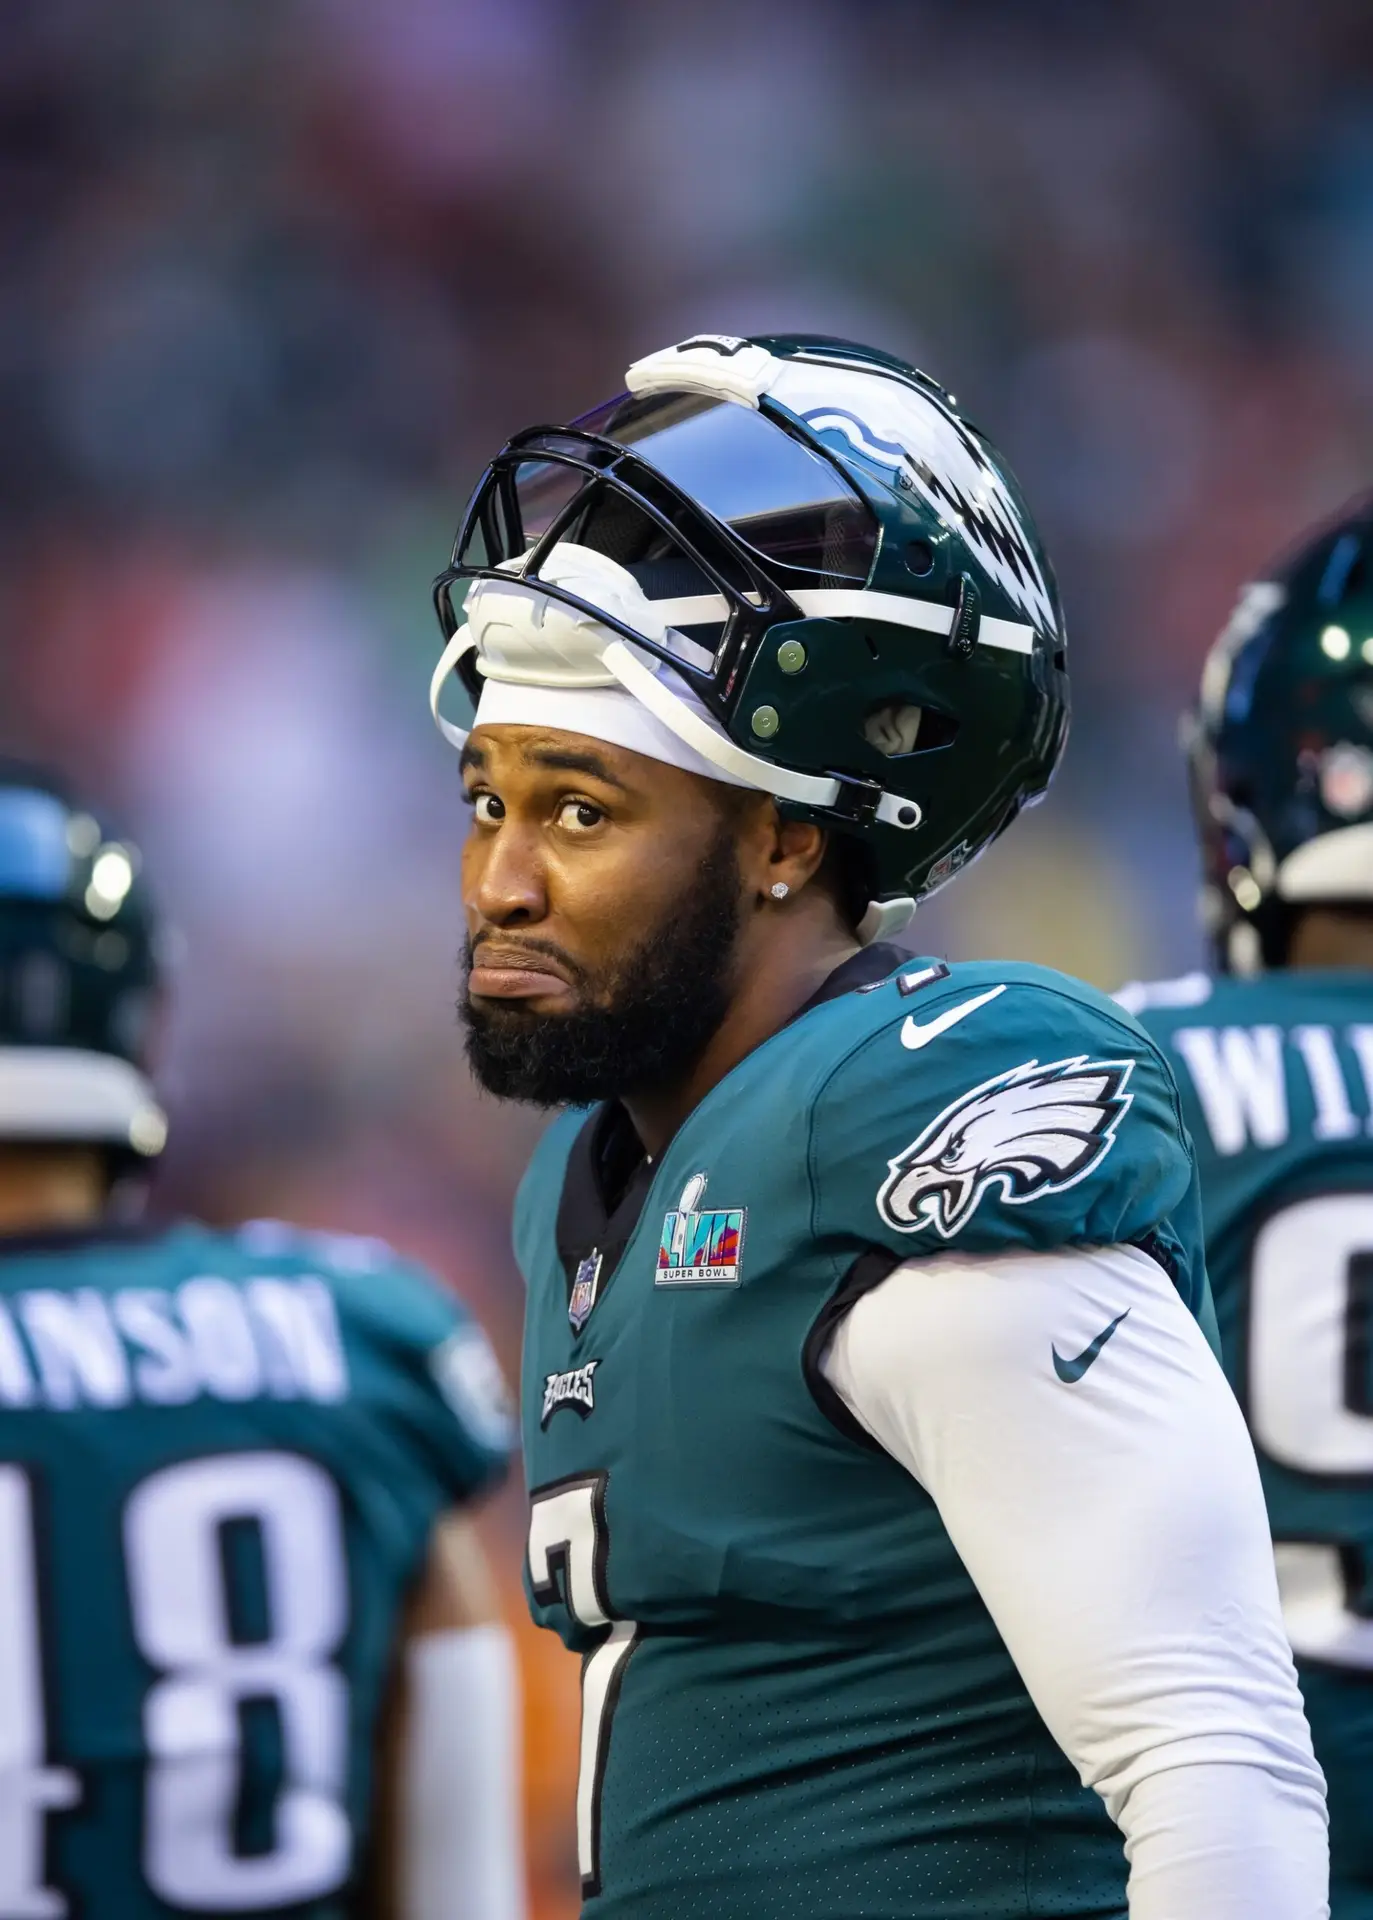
top-left (0, 759), bottom-right (166, 1162)
top-left (1186, 497), bottom-right (1373, 971)
top-left (432, 333), bottom-right (1070, 941)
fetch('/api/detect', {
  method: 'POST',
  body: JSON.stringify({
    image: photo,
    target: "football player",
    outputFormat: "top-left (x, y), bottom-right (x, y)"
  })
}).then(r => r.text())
top-left (430, 333), bottom-right (1328, 1918)
top-left (1120, 501), bottom-right (1373, 1918)
top-left (0, 759), bottom-right (526, 1918)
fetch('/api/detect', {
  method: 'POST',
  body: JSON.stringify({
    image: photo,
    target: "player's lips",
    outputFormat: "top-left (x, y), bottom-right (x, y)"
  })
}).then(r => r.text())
top-left (468, 944), bottom-right (578, 1002)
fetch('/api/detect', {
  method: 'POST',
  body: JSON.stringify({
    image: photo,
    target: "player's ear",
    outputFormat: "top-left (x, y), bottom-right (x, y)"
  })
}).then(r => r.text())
top-left (734, 799), bottom-right (827, 908)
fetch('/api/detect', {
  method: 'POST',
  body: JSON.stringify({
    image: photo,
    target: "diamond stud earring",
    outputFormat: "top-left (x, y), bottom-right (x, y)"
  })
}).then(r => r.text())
top-left (770, 881), bottom-right (790, 901)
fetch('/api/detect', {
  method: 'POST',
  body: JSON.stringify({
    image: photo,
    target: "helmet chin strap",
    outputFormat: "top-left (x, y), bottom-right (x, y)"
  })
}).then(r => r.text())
top-left (597, 642), bottom-right (840, 808)
top-left (429, 625), bottom-right (477, 750)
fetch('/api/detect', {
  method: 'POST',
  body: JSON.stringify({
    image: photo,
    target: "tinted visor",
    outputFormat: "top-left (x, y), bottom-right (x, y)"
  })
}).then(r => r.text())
top-left (503, 435), bottom-right (748, 605)
top-left (577, 389), bottom-right (877, 586)
top-left (0, 790), bottom-right (72, 901)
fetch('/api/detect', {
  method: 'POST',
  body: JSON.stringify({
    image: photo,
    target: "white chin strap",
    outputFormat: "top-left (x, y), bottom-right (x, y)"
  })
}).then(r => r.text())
top-left (430, 543), bottom-right (920, 941)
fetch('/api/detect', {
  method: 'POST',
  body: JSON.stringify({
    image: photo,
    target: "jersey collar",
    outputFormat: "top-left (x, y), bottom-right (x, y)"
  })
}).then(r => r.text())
top-left (551, 942), bottom-right (915, 1310)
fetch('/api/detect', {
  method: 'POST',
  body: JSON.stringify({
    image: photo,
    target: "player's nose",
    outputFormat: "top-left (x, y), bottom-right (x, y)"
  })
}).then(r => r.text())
top-left (463, 819), bottom-right (548, 929)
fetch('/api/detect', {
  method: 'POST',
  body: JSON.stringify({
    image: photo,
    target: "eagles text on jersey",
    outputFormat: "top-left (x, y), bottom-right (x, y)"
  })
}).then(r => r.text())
top-left (517, 946), bottom-right (1209, 1919)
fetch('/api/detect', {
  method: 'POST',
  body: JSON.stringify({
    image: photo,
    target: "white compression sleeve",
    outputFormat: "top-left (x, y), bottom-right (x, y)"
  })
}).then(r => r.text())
top-left (401, 1623), bottom-right (527, 1920)
top-left (821, 1243), bottom-right (1328, 1920)
top-left (1124, 1763), bottom-right (1328, 1915)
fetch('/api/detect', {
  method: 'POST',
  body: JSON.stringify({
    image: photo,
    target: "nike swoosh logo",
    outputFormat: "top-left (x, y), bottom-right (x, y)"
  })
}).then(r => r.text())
top-left (1053, 1308), bottom-right (1131, 1383)
top-left (900, 983), bottom-right (1006, 1051)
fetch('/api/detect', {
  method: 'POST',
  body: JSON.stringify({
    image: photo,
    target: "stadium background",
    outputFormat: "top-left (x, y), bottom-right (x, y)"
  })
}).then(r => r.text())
top-left (3, 0), bottom-right (1373, 1908)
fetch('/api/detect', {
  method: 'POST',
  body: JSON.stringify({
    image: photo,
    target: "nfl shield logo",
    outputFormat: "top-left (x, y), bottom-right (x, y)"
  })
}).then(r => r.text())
top-left (568, 1251), bottom-right (603, 1333)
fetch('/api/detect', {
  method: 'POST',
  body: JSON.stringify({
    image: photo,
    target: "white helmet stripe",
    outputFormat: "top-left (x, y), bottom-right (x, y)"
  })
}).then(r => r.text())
top-left (636, 588), bottom-right (1035, 656)
top-left (793, 590), bottom-right (1035, 656)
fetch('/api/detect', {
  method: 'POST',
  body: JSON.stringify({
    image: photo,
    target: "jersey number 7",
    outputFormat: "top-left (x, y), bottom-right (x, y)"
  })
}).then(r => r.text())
top-left (527, 1474), bottom-right (638, 1899)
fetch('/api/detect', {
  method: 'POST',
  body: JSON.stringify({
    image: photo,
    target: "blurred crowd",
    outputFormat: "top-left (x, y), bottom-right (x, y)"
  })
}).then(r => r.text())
top-left (5, 0), bottom-right (1373, 1906)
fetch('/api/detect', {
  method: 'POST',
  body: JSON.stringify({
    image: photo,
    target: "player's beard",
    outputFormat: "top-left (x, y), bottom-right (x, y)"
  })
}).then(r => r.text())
top-left (460, 821), bottom-right (743, 1108)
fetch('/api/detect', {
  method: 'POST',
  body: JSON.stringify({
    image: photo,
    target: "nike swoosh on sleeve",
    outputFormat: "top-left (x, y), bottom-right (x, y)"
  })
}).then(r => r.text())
top-left (1052, 1308), bottom-right (1131, 1383)
top-left (900, 984), bottom-right (1007, 1051)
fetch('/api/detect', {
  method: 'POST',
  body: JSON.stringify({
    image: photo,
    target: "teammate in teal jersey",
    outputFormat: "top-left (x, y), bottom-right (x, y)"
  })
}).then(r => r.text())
top-left (1122, 498), bottom-right (1373, 1919)
top-left (429, 333), bottom-right (1326, 1917)
top-left (0, 760), bottom-right (525, 1919)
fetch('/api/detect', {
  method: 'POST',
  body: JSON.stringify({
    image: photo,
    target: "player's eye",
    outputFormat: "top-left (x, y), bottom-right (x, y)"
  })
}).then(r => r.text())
top-left (471, 792), bottom-right (505, 826)
top-left (557, 798), bottom-right (605, 833)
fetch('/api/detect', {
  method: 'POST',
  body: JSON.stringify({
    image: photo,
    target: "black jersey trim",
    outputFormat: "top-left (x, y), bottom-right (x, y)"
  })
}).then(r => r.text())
top-left (554, 1104), bottom-right (656, 1306)
top-left (791, 941), bottom-right (912, 1018)
top-left (1131, 1228), bottom-right (1182, 1291)
top-left (801, 1246), bottom-right (904, 1451)
top-left (549, 946), bottom-right (913, 1308)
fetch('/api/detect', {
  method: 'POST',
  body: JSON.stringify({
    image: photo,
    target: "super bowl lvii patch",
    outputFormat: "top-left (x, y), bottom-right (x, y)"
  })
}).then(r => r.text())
top-left (657, 1172), bottom-right (745, 1286)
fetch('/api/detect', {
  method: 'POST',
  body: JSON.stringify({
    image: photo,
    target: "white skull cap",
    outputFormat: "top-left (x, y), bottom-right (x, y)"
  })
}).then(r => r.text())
top-left (465, 544), bottom-right (755, 786)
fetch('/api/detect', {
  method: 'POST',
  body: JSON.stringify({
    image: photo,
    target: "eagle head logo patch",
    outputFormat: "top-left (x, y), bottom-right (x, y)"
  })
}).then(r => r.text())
top-left (877, 1055), bottom-right (1135, 1238)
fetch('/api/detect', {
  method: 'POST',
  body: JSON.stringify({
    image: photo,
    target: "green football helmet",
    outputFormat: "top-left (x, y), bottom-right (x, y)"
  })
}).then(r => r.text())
top-left (0, 759), bottom-right (166, 1160)
top-left (1186, 497), bottom-right (1373, 972)
top-left (431, 333), bottom-right (1069, 940)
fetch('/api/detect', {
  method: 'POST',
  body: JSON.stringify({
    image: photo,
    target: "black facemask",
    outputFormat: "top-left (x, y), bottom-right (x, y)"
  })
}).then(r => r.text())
top-left (461, 823), bottom-right (743, 1108)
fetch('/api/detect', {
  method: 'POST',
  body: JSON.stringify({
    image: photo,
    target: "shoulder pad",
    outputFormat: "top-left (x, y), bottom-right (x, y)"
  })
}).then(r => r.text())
top-left (808, 965), bottom-right (1198, 1258)
top-left (235, 1218), bottom-right (398, 1275)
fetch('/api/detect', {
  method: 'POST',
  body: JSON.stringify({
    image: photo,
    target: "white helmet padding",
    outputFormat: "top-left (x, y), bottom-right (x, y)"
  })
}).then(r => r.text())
top-left (433, 543), bottom-right (845, 805)
top-left (0, 1049), bottom-right (167, 1156)
top-left (1276, 823), bottom-right (1373, 904)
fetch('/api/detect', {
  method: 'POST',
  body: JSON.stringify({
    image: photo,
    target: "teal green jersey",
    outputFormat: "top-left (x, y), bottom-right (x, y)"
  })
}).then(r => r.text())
top-left (1129, 966), bottom-right (1373, 1917)
top-left (515, 947), bottom-right (1210, 1920)
top-left (0, 1215), bottom-right (512, 1918)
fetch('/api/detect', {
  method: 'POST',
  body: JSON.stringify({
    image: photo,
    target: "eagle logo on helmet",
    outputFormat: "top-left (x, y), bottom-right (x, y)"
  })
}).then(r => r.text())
top-left (770, 361), bottom-right (1057, 636)
top-left (877, 1055), bottom-right (1135, 1238)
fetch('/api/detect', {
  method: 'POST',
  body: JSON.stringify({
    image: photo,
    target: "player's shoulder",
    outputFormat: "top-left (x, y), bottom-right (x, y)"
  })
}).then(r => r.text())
top-left (220, 1216), bottom-right (491, 1369)
top-left (225, 1219), bottom-right (515, 1467)
top-left (801, 955), bottom-right (1197, 1257)
top-left (1120, 965), bottom-right (1373, 1037)
top-left (166, 1217), bottom-right (489, 1390)
top-left (800, 953), bottom-right (1170, 1089)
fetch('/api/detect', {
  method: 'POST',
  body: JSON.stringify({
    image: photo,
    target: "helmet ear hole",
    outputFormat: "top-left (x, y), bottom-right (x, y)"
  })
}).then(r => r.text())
top-left (864, 701), bottom-right (958, 757)
top-left (864, 702), bottom-right (922, 756)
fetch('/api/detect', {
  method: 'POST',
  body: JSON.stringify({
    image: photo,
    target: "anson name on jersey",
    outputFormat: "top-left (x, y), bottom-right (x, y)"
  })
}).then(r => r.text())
top-left (0, 1273), bottom-right (347, 1410)
top-left (0, 1214), bottom-right (512, 1919)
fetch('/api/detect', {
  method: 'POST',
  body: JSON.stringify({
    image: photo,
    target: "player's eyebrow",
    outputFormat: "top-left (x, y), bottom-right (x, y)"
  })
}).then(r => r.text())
top-left (458, 742), bottom-right (486, 776)
top-left (521, 746), bottom-right (630, 790)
